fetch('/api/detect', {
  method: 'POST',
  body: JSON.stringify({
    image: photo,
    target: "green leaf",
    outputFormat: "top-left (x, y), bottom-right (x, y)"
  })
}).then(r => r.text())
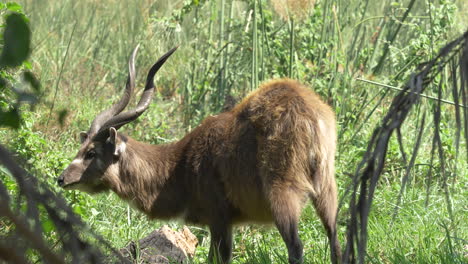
top-left (73, 204), bottom-right (84, 216)
top-left (0, 13), bottom-right (31, 68)
top-left (41, 218), bottom-right (55, 233)
top-left (6, 3), bottom-right (23, 13)
top-left (22, 60), bottom-right (32, 69)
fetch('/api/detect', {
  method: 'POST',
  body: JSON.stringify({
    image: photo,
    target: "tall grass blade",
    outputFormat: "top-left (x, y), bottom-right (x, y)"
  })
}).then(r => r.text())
top-left (46, 22), bottom-right (76, 126)
top-left (392, 114), bottom-right (425, 221)
top-left (372, 0), bottom-right (416, 75)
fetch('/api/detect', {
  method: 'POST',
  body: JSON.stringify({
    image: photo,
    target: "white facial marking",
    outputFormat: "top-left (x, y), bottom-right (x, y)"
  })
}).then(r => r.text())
top-left (71, 158), bottom-right (83, 165)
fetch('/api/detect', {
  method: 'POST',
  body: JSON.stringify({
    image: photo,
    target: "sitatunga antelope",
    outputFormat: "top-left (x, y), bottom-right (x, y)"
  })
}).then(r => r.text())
top-left (58, 46), bottom-right (341, 264)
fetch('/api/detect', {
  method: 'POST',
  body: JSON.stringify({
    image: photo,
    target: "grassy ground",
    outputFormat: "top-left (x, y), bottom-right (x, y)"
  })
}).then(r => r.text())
top-left (1, 0), bottom-right (467, 263)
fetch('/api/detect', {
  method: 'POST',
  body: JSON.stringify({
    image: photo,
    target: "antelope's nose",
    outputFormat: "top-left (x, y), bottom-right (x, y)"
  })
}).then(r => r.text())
top-left (57, 175), bottom-right (64, 187)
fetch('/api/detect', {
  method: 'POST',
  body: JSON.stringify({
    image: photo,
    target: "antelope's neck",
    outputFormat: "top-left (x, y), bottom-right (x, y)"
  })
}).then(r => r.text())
top-left (113, 137), bottom-right (185, 214)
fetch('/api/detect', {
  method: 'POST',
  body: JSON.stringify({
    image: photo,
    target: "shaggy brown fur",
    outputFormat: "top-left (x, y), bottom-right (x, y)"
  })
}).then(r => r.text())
top-left (59, 78), bottom-right (341, 264)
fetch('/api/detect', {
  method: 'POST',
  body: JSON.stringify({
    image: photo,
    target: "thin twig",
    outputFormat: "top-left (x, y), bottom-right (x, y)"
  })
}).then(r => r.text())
top-left (356, 78), bottom-right (468, 109)
top-left (46, 22), bottom-right (77, 126)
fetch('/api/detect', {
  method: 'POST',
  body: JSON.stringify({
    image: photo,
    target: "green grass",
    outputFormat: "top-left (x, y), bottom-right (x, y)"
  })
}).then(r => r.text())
top-left (66, 173), bottom-right (465, 263)
top-left (1, 0), bottom-right (467, 263)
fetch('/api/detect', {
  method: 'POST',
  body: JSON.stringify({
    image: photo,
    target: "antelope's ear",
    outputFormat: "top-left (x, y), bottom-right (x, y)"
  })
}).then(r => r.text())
top-left (108, 127), bottom-right (124, 157)
top-left (79, 131), bottom-right (88, 144)
top-left (109, 127), bottom-right (117, 146)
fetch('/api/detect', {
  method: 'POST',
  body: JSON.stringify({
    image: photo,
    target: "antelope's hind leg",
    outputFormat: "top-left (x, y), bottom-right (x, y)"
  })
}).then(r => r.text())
top-left (208, 221), bottom-right (233, 264)
top-left (270, 187), bottom-right (304, 264)
top-left (310, 182), bottom-right (342, 264)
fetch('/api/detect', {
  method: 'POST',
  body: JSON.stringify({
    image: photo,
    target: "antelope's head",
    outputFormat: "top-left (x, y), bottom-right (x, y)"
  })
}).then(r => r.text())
top-left (57, 46), bottom-right (177, 193)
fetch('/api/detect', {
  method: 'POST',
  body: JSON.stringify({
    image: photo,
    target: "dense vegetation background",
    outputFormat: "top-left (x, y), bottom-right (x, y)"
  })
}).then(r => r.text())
top-left (0, 0), bottom-right (467, 263)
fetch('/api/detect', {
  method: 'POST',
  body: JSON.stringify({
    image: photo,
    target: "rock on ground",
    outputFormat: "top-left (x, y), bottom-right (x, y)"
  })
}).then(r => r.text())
top-left (120, 225), bottom-right (198, 264)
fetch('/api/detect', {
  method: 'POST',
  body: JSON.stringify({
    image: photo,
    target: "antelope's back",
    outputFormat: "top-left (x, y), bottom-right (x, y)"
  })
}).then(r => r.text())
top-left (213, 79), bottom-right (336, 222)
top-left (232, 78), bottom-right (335, 131)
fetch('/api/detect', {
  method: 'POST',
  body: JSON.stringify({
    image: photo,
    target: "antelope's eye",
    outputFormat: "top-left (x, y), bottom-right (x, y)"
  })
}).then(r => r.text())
top-left (85, 150), bottom-right (96, 160)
